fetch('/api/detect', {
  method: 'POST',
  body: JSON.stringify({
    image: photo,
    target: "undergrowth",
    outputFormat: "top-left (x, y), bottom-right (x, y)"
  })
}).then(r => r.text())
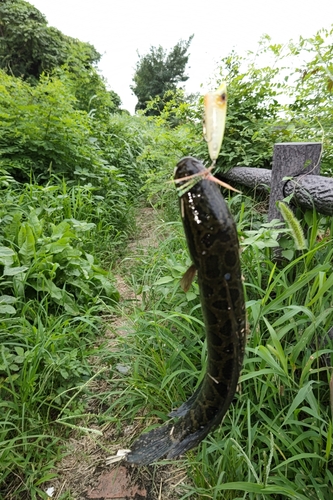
top-left (1, 23), bottom-right (333, 496)
top-left (103, 195), bottom-right (333, 500)
top-left (0, 168), bottom-right (133, 499)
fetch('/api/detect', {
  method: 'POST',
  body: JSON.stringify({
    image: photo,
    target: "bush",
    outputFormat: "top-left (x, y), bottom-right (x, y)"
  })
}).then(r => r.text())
top-left (0, 70), bottom-right (105, 182)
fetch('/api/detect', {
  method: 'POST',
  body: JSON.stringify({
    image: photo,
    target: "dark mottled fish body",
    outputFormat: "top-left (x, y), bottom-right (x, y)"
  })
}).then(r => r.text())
top-left (126, 157), bottom-right (246, 465)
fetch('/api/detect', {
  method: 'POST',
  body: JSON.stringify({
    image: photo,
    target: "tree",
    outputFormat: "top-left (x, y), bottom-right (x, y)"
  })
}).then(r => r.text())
top-left (0, 0), bottom-right (101, 82)
top-left (284, 27), bottom-right (333, 174)
top-left (0, 0), bottom-right (122, 115)
top-left (131, 35), bottom-right (193, 114)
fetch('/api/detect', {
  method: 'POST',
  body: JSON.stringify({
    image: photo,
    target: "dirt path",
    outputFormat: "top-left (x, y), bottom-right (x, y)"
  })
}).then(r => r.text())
top-left (47, 206), bottom-right (188, 500)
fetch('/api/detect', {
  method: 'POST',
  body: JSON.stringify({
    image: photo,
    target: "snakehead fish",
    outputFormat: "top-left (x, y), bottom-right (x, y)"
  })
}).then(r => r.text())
top-left (126, 156), bottom-right (246, 465)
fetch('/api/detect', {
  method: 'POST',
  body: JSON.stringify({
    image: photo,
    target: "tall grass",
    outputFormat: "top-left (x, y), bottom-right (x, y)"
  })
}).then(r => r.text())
top-left (104, 197), bottom-right (333, 499)
top-left (0, 172), bottom-right (130, 499)
top-left (0, 308), bottom-right (102, 498)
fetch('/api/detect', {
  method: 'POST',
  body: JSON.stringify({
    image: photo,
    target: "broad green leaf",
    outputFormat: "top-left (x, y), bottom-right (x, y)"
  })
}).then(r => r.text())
top-left (17, 224), bottom-right (26, 249)
top-left (28, 210), bottom-right (43, 238)
top-left (0, 305), bottom-right (16, 315)
top-left (85, 252), bottom-right (94, 264)
top-left (0, 295), bottom-right (17, 304)
top-left (185, 291), bottom-right (197, 301)
top-left (45, 238), bottom-right (73, 254)
top-left (0, 246), bottom-right (15, 266)
top-left (51, 221), bottom-right (71, 236)
top-left (69, 219), bottom-right (95, 232)
top-left (63, 301), bottom-right (80, 315)
top-left (14, 347), bottom-right (25, 357)
top-left (282, 249), bottom-right (294, 260)
top-left (18, 223), bottom-right (35, 258)
top-left (3, 265), bottom-right (28, 276)
top-left (33, 279), bottom-right (64, 300)
top-left (8, 363), bottom-right (19, 371)
top-left (154, 276), bottom-right (174, 285)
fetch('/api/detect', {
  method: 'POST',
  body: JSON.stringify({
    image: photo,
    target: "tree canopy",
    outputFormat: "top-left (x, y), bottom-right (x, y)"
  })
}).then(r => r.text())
top-left (0, 0), bottom-right (101, 82)
top-left (131, 35), bottom-right (193, 114)
top-left (0, 0), bottom-right (122, 116)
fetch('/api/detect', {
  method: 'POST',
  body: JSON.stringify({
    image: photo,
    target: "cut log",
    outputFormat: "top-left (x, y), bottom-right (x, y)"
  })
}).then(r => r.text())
top-left (284, 175), bottom-right (333, 216)
top-left (223, 167), bottom-right (333, 216)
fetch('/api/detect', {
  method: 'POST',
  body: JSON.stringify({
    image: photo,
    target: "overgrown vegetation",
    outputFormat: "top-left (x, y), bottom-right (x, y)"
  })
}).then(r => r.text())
top-left (107, 203), bottom-right (333, 500)
top-left (131, 35), bottom-right (193, 114)
top-left (0, 2), bottom-right (332, 498)
top-left (0, 0), bottom-right (101, 82)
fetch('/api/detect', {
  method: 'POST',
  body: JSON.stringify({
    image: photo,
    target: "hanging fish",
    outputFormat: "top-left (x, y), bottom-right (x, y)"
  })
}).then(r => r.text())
top-left (126, 157), bottom-right (246, 465)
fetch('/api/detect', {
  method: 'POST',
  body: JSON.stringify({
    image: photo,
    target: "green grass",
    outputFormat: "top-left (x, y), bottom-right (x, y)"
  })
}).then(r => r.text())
top-left (1, 164), bottom-right (332, 499)
top-left (102, 199), bottom-right (333, 500)
top-left (0, 173), bottom-right (128, 499)
top-left (0, 307), bottom-right (103, 497)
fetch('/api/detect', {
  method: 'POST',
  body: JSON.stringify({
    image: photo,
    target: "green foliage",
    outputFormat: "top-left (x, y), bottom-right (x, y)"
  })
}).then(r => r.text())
top-left (0, 309), bottom-right (102, 498)
top-left (0, 0), bottom-right (101, 82)
top-left (144, 88), bottom-right (200, 127)
top-left (131, 91), bottom-right (201, 215)
top-left (54, 65), bottom-right (122, 119)
top-left (105, 196), bottom-right (333, 500)
top-left (285, 26), bottom-right (333, 175)
top-left (0, 69), bottom-right (105, 181)
top-left (131, 35), bottom-right (193, 113)
top-left (206, 29), bottom-right (333, 174)
top-left (0, 172), bottom-right (122, 498)
top-left (0, 180), bottom-right (120, 320)
top-left (1, 10), bottom-right (333, 498)
top-left (186, 45), bottom-right (290, 171)
top-left (99, 111), bottom-right (196, 206)
top-left (142, 29), bottom-right (332, 176)
top-left (218, 50), bottom-right (283, 169)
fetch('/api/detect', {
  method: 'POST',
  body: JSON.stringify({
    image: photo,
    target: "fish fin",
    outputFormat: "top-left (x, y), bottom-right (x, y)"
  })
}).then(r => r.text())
top-left (126, 423), bottom-right (174, 465)
top-left (126, 419), bottom-right (215, 464)
top-left (180, 264), bottom-right (197, 292)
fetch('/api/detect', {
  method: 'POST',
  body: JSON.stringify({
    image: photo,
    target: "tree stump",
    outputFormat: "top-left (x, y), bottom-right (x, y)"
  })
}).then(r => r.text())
top-left (268, 142), bottom-right (322, 223)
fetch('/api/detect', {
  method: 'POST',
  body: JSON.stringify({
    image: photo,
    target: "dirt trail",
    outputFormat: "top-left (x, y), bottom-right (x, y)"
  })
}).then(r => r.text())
top-left (47, 206), bottom-right (187, 500)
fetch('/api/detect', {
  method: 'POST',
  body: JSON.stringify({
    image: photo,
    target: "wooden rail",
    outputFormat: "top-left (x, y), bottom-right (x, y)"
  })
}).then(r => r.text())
top-left (222, 142), bottom-right (333, 218)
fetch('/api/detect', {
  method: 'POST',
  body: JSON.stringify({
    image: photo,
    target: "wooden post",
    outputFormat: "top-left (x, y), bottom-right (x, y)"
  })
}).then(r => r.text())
top-left (268, 142), bottom-right (322, 223)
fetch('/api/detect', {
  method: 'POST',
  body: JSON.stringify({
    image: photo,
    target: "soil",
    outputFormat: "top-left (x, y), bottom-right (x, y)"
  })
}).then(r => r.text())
top-left (46, 206), bottom-right (189, 500)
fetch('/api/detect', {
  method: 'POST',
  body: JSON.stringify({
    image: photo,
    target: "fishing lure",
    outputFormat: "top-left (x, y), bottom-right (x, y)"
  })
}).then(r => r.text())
top-left (204, 82), bottom-right (228, 165)
top-left (174, 82), bottom-right (239, 195)
top-left (126, 157), bottom-right (246, 465)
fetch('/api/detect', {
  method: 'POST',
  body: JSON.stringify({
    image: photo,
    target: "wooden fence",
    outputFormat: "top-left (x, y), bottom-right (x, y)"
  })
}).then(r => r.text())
top-left (221, 142), bottom-right (333, 223)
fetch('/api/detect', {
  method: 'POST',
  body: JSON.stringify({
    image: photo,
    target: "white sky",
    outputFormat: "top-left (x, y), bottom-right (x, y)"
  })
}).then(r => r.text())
top-left (29, 0), bottom-right (333, 113)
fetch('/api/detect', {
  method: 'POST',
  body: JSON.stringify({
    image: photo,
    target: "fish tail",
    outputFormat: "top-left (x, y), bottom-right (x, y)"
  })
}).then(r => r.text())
top-left (126, 418), bottom-right (214, 465)
top-left (126, 423), bottom-right (175, 465)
